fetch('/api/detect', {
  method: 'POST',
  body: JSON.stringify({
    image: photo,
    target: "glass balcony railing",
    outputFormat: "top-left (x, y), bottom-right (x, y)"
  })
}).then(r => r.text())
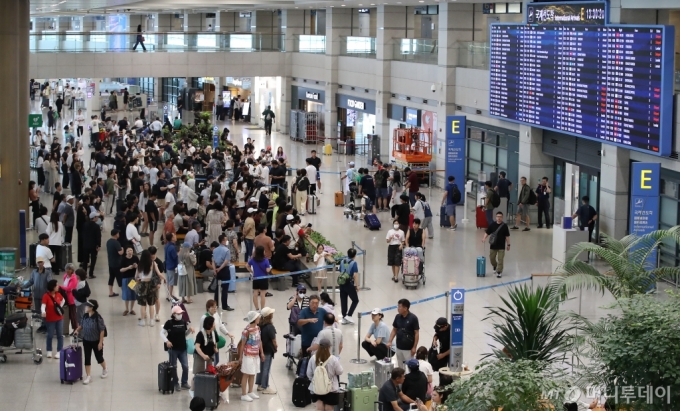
top-left (29, 32), bottom-right (284, 53)
top-left (456, 41), bottom-right (490, 70)
top-left (393, 38), bottom-right (438, 64)
top-left (293, 35), bottom-right (326, 54)
top-left (339, 36), bottom-right (376, 58)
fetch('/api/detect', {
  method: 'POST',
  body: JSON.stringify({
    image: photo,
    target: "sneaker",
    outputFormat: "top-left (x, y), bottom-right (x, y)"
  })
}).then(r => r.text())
top-left (257, 386), bottom-right (265, 391)
top-left (175, 384), bottom-right (181, 392)
top-left (262, 387), bottom-right (277, 395)
top-left (241, 395), bottom-right (253, 402)
top-left (181, 383), bottom-right (191, 390)
top-left (453, 224), bottom-right (458, 229)
top-left (496, 272), bottom-right (503, 278)
top-left (344, 316), bottom-right (355, 324)
top-left (138, 319), bottom-right (146, 327)
top-left (101, 369), bottom-right (108, 379)
top-left (83, 376), bottom-right (91, 385)
top-left (248, 392), bottom-right (260, 399)
top-left (448, 227), bottom-right (456, 231)
top-left (155, 314), bottom-right (160, 322)
top-left (54, 352), bottom-right (60, 359)
top-left (265, 292), bottom-right (273, 297)
top-left (224, 306), bottom-right (235, 311)
top-left (108, 293), bottom-right (119, 297)
top-left (522, 227), bottom-right (531, 232)
top-left (341, 318), bottom-right (350, 325)
top-left (189, 390), bottom-right (195, 399)
top-left (510, 226), bottom-right (519, 230)
top-left (47, 351), bottom-right (52, 359)
top-left (149, 320), bottom-right (155, 327)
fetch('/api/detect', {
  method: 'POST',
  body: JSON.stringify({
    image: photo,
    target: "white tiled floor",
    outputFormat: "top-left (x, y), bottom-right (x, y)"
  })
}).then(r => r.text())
top-left (5, 104), bottom-right (617, 411)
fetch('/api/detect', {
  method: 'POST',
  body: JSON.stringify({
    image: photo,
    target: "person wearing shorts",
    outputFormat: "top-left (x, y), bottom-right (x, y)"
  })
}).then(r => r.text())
top-left (307, 150), bottom-right (322, 194)
top-left (239, 311), bottom-right (263, 402)
top-left (192, 316), bottom-right (218, 395)
top-left (511, 177), bottom-right (531, 231)
top-left (248, 246), bottom-right (271, 311)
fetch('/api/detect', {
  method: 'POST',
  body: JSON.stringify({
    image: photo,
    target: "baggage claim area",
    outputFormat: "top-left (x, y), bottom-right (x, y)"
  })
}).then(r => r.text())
top-left (1, 0), bottom-right (680, 410)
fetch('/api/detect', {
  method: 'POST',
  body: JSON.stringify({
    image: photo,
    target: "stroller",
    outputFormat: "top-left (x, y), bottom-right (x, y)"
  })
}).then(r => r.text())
top-left (343, 183), bottom-right (362, 221)
top-left (401, 247), bottom-right (426, 289)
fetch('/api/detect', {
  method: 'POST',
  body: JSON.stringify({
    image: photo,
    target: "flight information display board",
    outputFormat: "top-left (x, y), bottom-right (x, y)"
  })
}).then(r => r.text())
top-left (489, 24), bottom-right (674, 156)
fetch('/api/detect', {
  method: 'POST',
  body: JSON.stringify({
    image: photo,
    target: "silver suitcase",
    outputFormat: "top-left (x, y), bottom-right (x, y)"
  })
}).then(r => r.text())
top-left (14, 325), bottom-right (33, 350)
top-left (374, 359), bottom-right (394, 389)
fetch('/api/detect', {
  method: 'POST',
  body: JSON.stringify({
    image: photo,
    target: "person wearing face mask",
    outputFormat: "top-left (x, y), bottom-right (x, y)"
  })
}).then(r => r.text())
top-left (286, 284), bottom-right (310, 336)
top-left (386, 222), bottom-right (405, 283)
top-left (73, 300), bottom-right (108, 384)
top-left (161, 306), bottom-right (195, 392)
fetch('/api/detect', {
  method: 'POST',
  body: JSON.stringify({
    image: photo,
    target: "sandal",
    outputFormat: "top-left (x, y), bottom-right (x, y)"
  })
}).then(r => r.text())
top-left (130, 310), bottom-right (136, 316)
top-left (123, 310), bottom-right (129, 316)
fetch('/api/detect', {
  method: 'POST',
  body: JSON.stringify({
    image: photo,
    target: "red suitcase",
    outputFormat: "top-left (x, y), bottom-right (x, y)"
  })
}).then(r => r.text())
top-left (476, 206), bottom-right (488, 229)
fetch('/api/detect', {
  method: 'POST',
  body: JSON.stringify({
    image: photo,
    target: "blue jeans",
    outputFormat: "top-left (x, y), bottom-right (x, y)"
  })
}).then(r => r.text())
top-left (485, 208), bottom-right (494, 226)
top-left (244, 239), bottom-right (254, 262)
top-left (255, 353), bottom-right (274, 389)
top-left (46, 319), bottom-right (64, 352)
top-left (168, 349), bottom-right (189, 385)
top-left (408, 191), bottom-right (417, 206)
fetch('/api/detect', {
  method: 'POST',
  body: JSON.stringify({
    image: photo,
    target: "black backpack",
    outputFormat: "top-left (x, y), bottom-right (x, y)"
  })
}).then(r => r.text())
top-left (490, 190), bottom-right (501, 208)
top-left (528, 189), bottom-right (538, 205)
top-left (73, 283), bottom-right (91, 304)
top-left (451, 184), bottom-right (462, 204)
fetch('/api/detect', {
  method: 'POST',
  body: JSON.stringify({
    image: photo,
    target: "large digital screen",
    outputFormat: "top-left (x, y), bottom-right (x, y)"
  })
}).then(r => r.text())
top-left (527, 1), bottom-right (607, 25)
top-left (489, 24), bottom-right (675, 156)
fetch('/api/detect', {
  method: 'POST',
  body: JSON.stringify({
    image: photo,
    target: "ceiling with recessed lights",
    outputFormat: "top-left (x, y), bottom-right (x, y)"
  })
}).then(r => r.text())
top-left (31, 0), bottom-right (495, 15)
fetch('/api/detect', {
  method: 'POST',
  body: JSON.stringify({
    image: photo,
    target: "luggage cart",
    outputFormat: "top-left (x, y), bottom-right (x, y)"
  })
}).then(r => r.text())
top-left (0, 312), bottom-right (43, 364)
top-left (343, 184), bottom-right (361, 221)
top-left (401, 247), bottom-right (425, 289)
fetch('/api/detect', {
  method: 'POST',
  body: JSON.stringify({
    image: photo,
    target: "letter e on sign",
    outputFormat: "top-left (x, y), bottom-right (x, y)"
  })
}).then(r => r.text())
top-left (641, 170), bottom-right (652, 189)
top-left (451, 120), bottom-right (460, 135)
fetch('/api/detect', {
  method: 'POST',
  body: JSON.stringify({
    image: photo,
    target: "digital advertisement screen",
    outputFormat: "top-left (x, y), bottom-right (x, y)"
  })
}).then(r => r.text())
top-left (489, 24), bottom-right (674, 156)
top-left (527, 1), bottom-right (607, 25)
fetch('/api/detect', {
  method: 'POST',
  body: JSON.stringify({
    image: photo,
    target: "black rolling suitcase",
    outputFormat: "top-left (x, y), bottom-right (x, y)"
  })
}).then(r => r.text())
top-left (29, 243), bottom-right (38, 268)
top-left (158, 361), bottom-right (175, 394)
top-left (292, 376), bottom-right (312, 407)
top-left (440, 206), bottom-right (451, 227)
top-left (59, 243), bottom-right (73, 270)
top-left (194, 372), bottom-right (220, 409)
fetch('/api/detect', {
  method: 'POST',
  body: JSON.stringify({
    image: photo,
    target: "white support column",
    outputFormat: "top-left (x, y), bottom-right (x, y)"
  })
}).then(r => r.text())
top-left (599, 146), bottom-right (630, 239)
top-left (324, 8), bottom-right (352, 139)
top-left (518, 125), bottom-right (553, 225)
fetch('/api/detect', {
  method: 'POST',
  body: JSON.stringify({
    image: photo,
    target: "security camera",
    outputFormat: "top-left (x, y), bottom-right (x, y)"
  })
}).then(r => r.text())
top-left (431, 84), bottom-right (436, 93)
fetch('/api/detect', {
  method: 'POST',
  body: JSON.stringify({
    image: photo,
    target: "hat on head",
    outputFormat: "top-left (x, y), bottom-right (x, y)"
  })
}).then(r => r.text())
top-left (89, 211), bottom-right (99, 219)
top-left (66, 195), bottom-right (74, 201)
top-left (171, 306), bottom-right (184, 314)
top-left (436, 317), bottom-right (448, 326)
top-left (250, 197), bottom-right (258, 203)
top-left (261, 307), bottom-right (276, 317)
top-left (318, 338), bottom-right (331, 348)
top-left (247, 207), bottom-right (257, 214)
top-left (244, 311), bottom-right (261, 323)
top-left (261, 187), bottom-right (269, 193)
top-left (405, 359), bottom-right (419, 369)
top-left (167, 184), bottom-right (176, 189)
top-left (36, 256), bottom-right (46, 263)
top-left (296, 284), bottom-right (307, 292)
top-left (371, 308), bottom-right (383, 316)
top-left (84, 300), bottom-right (99, 311)
top-left (349, 161), bottom-right (355, 166)
top-left (286, 214), bottom-right (294, 221)
top-left (181, 242), bottom-right (191, 248)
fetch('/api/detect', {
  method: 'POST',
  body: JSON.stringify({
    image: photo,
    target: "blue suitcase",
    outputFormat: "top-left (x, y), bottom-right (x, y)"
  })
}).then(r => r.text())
top-left (364, 214), bottom-right (381, 230)
top-left (476, 256), bottom-right (486, 277)
top-left (440, 206), bottom-right (451, 227)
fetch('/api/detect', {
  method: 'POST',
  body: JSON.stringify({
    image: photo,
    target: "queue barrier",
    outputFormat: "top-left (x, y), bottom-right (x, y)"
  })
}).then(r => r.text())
top-left (349, 276), bottom-right (533, 364)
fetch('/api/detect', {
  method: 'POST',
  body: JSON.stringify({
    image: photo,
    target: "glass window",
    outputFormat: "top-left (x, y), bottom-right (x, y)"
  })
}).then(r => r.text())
top-left (483, 144), bottom-right (497, 165)
top-left (230, 34), bottom-right (253, 49)
top-left (660, 196), bottom-right (678, 227)
top-left (484, 132), bottom-right (497, 145)
top-left (468, 141), bottom-right (482, 161)
top-left (497, 148), bottom-right (507, 170)
top-left (508, 3), bottom-right (522, 13)
top-left (661, 179), bottom-right (678, 198)
top-left (498, 134), bottom-right (508, 148)
top-left (469, 128), bottom-right (483, 141)
top-left (468, 160), bottom-right (481, 178)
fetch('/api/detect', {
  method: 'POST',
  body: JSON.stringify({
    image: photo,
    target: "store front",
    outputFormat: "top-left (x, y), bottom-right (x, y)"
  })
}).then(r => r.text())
top-left (543, 130), bottom-right (601, 241)
top-left (336, 93), bottom-right (376, 154)
top-left (290, 86), bottom-right (325, 143)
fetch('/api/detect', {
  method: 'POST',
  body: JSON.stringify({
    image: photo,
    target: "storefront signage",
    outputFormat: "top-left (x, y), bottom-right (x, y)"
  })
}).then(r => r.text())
top-left (405, 108), bottom-right (421, 127)
top-left (296, 86), bottom-right (325, 104)
top-left (527, 1), bottom-right (607, 25)
top-left (305, 91), bottom-right (320, 101)
top-left (450, 288), bottom-right (465, 371)
top-left (336, 93), bottom-right (375, 114)
top-left (358, 8), bottom-right (370, 13)
top-left (446, 116), bottom-right (466, 204)
top-left (239, 12), bottom-right (252, 18)
top-left (629, 163), bottom-right (660, 277)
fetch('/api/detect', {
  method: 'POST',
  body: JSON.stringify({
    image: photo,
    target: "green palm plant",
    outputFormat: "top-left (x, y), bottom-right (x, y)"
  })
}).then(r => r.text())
top-left (483, 283), bottom-right (572, 364)
top-left (554, 226), bottom-right (680, 299)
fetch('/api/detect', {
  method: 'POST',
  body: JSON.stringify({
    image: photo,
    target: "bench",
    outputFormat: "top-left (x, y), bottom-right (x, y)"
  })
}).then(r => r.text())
top-left (233, 261), bottom-right (248, 272)
top-left (270, 269), bottom-right (290, 276)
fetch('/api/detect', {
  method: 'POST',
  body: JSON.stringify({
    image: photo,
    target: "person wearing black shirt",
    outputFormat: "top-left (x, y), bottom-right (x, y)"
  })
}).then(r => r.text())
top-left (82, 212), bottom-right (102, 279)
top-left (307, 150), bottom-right (322, 194)
top-left (269, 160), bottom-right (286, 195)
top-left (375, 166), bottom-right (390, 212)
top-left (392, 194), bottom-right (411, 233)
top-left (378, 368), bottom-right (409, 411)
top-left (572, 195), bottom-right (598, 242)
top-left (482, 212), bottom-right (511, 278)
top-left (192, 316), bottom-right (218, 393)
top-left (494, 171), bottom-right (512, 216)
top-left (387, 299), bottom-right (420, 367)
top-left (402, 359), bottom-right (428, 409)
top-left (430, 317), bottom-right (450, 371)
top-left (256, 307), bottom-right (277, 393)
top-left (76, 196), bottom-right (90, 265)
top-left (114, 140), bottom-right (127, 166)
top-left (162, 306), bottom-right (194, 391)
top-left (536, 176), bottom-right (552, 228)
top-left (118, 117), bottom-right (129, 132)
top-left (271, 235), bottom-right (304, 286)
top-left (358, 168), bottom-right (377, 214)
top-left (244, 137), bottom-right (255, 154)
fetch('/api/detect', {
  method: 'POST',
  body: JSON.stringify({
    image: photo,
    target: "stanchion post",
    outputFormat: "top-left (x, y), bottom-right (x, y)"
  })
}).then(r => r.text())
top-left (352, 241), bottom-right (371, 291)
top-left (349, 312), bottom-right (367, 364)
top-left (445, 290), bottom-right (450, 325)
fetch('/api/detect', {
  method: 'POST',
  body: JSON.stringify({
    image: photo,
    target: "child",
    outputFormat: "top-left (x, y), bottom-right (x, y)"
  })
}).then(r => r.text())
top-left (239, 311), bottom-right (263, 402)
top-left (313, 243), bottom-right (329, 292)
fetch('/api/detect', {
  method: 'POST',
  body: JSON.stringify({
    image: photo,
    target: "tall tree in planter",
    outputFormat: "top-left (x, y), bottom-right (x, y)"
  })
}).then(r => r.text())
top-left (483, 283), bottom-right (572, 364)
top-left (569, 294), bottom-right (680, 410)
top-left (555, 227), bottom-right (680, 299)
top-left (444, 359), bottom-right (573, 411)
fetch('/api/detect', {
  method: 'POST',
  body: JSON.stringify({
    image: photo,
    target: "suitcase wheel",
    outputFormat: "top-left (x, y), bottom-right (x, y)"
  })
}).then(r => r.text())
top-left (0, 354), bottom-right (6, 363)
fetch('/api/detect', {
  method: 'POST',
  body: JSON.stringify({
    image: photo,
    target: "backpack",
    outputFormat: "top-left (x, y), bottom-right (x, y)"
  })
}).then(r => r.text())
top-left (450, 184), bottom-right (462, 204)
top-left (337, 258), bottom-right (355, 286)
top-left (374, 170), bottom-right (385, 187)
top-left (312, 357), bottom-right (333, 395)
top-left (296, 176), bottom-right (310, 192)
top-left (489, 190), bottom-right (500, 208)
top-left (72, 283), bottom-right (91, 303)
top-left (528, 189), bottom-right (538, 206)
top-left (422, 201), bottom-right (432, 218)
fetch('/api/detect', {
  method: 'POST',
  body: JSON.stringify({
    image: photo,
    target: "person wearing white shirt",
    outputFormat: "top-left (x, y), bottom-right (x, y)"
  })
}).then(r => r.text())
top-left (386, 223), bottom-right (405, 282)
top-left (305, 162), bottom-right (317, 193)
top-left (36, 234), bottom-right (55, 270)
top-left (134, 118), bottom-right (144, 129)
top-left (76, 88), bottom-right (85, 100)
top-left (200, 186), bottom-right (212, 205)
top-left (411, 196), bottom-right (425, 221)
top-left (149, 166), bottom-right (159, 186)
top-left (126, 218), bottom-right (141, 246)
top-left (179, 178), bottom-right (191, 204)
top-left (35, 209), bottom-right (50, 236)
top-left (45, 215), bottom-right (65, 275)
top-left (164, 185), bottom-right (177, 218)
top-left (150, 118), bottom-right (163, 136)
top-left (260, 162), bottom-right (270, 185)
top-left (75, 110), bottom-right (86, 139)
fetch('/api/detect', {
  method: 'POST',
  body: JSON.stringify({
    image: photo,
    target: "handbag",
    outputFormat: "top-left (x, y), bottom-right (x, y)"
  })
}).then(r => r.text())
top-left (178, 263), bottom-right (187, 276)
top-left (186, 337), bottom-right (196, 355)
top-left (217, 334), bottom-right (227, 349)
top-left (133, 241), bottom-right (143, 254)
top-left (49, 294), bottom-right (64, 317)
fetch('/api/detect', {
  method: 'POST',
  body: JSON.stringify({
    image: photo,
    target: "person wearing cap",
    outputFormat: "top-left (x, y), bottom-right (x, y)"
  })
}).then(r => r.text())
top-left (243, 207), bottom-right (257, 262)
top-left (287, 284), bottom-right (310, 335)
top-left (178, 242), bottom-right (197, 304)
top-left (190, 397), bottom-right (206, 411)
top-left (341, 161), bottom-right (356, 194)
top-left (402, 359), bottom-right (429, 409)
top-left (430, 317), bottom-right (451, 372)
top-left (305, 337), bottom-right (343, 408)
top-left (255, 306), bottom-right (277, 394)
top-left (239, 311), bottom-right (264, 402)
top-left (82, 212), bottom-right (102, 279)
top-left (73, 300), bottom-right (108, 384)
top-left (161, 305), bottom-right (194, 392)
top-left (362, 308), bottom-right (392, 360)
top-left (164, 184), bottom-right (177, 219)
top-left (27, 256), bottom-right (53, 333)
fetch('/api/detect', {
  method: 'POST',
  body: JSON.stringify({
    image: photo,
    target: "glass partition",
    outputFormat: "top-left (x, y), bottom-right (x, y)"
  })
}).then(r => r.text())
top-left (456, 41), bottom-right (490, 69)
top-left (29, 32), bottom-right (284, 53)
top-left (340, 36), bottom-right (376, 58)
top-left (393, 38), bottom-right (438, 64)
top-left (294, 35), bottom-right (326, 53)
